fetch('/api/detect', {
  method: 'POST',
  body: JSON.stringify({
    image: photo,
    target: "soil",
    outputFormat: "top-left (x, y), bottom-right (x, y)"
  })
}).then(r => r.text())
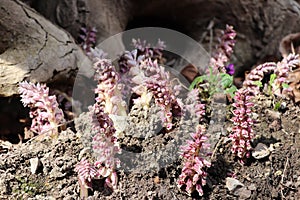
top-left (0, 90), bottom-right (300, 200)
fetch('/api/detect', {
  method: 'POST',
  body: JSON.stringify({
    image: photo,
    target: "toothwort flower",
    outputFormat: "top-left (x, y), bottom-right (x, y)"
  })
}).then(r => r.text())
top-left (229, 88), bottom-right (254, 161)
top-left (18, 81), bottom-right (65, 135)
top-left (93, 59), bottom-right (127, 116)
top-left (75, 158), bottom-right (97, 189)
top-left (90, 103), bottom-right (121, 190)
top-left (118, 39), bottom-right (165, 74)
top-left (78, 26), bottom-right (97, 56)
top-left (178, 89), bottom-right (210, 196)
top-left (210, 25), bottom-right (236, 73)
top-left (177, 125), bottom-right (211, 196)
top-left (141, 59), bottom-right (182, 130)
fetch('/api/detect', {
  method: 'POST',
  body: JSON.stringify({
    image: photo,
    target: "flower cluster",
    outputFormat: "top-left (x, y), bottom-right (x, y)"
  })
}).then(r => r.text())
top-left (118, 39), bottom-right (165, 74)
top-left (74, 158), bottom-right (97, 189)
top-left (78, 26), bottom-right (97, 56)
top-left (229, 88), bottom-right (254, 161)
top-left (273, 53), bottom-right (299, 96)
top-left (90, 103), bottom-right (121, 189)
top-left (178, 125), bottom-right (211, 196)
top-left (209, 25), bottom-right (236, 73)
top-left (93, 59), bottom-right (126, 116)
top-left (177, 89), bottom-right (210, 196)
top-left (146, 79), bottom-right (181, 130)
top-left (132, 38), bottom-right (165, 60)
top-left (18, 81), bottom-right (65, 135)
top-left (141, 59), bottom-right (182, 130)
top-left (184, 89), bottom-right (206, 119)
top-left (243, 62), bottom-right (277, 95)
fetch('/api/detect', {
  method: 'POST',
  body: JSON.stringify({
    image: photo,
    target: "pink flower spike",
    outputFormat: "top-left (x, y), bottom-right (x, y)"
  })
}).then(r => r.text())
top-left (18, 81), bottom-right (65, 135)
top-left (229, 88), bottom-right (254, 161)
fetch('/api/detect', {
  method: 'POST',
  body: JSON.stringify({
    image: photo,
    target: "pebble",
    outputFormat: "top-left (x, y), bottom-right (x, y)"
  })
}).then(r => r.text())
top-left (274, 170), bottom-right (282, 176)
top-left (252, 143), bottom-right (270, 159)
top-left (266, 109), bottom-right (281, 119)
top-left (225, 177), bottom-right (244, 191)
top-left (248, 184), bottom-right (256, 191)
top-left (30, 157), bottom-right (41, 174)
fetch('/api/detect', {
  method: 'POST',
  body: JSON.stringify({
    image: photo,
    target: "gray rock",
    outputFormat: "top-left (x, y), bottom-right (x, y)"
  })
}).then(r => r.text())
top-left (226, 177), bottom-right (244, 191)
top-left (252, 143), bottom-right (270, 159)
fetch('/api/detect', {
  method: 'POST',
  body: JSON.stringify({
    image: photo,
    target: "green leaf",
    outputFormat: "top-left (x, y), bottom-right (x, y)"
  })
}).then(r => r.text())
top-left (189, 76), bottom-right (204, 90)
top-left (269, 74), bottom-right (277, 85)
top-left (253, 81), bottom-right (263, 88)
top-left (282, 83), bottom-right (289, 89)
top-left (225, 85), bottom-right (237, 98)
top-left (220, 73), bottom-right (233, 89)
top-left (273, 102), bottom-right (281, 111)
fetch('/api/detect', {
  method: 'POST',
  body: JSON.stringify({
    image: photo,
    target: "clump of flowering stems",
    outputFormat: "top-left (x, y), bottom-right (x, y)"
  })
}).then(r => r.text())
top-left (273, 53), bottom-right (299, 96)
top-left (209, 25), bottom-right (236, 73)
top-left (18, 81), bottom-right (66, 135)
top-left (178, 89), bottom-right (211, 196)
top-left (140, 59), bottom-right (182, 131)
top-left (230, 53), bottom-right (299, 162)
top-left (229, 88), bottom-right (254, 162)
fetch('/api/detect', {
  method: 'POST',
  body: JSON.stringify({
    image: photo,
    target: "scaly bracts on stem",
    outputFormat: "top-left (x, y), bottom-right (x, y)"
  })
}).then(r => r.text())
top-left (230, 88), bottom-right (254, 162)
top-left (18, 81), bottom-right (65, 135)
top-left (210, 25), bottom-right (236, 73)
top-left (243, 62), bottom-right (277, 96)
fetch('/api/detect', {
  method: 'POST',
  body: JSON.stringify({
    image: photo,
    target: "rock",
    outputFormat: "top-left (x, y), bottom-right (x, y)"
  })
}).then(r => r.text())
top-left (234, 187), bottom-right (252, 199)
top-left (226, 177), bottom-right (244, 191)
top-left (29, 157), bottom-right (42, 174)
top-left (248, 184), bottom-right (256, 191)
top-left (252, 143), bottom-right (270, 159)
top-left (49, 167), bottom-right (66, 179)
top-left (266, 109), bottom-right (281, 119)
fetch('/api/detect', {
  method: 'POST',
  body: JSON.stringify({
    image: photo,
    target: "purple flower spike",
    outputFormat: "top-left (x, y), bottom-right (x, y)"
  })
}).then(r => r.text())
top-left (210, 25), bottom-right (236, 73)
top-left (225, 63), bottom-right (235, 75)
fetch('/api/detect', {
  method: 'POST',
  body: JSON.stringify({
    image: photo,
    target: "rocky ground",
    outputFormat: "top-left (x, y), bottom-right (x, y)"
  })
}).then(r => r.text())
top-left (0, 92), bottom-right (299, 200)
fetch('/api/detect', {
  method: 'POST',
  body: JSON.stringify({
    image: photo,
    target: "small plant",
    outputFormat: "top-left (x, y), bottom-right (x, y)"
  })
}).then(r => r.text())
top-left (18, 81), bottom-right (66, 136)
top-left (189, 66), bottom-right (237, 99)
